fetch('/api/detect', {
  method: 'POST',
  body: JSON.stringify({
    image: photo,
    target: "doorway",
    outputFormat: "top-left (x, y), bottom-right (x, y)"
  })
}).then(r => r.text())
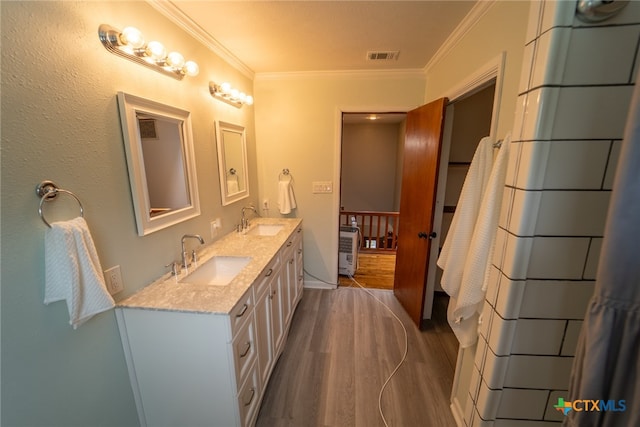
top-left (338, 112), bottom-right (406, 289)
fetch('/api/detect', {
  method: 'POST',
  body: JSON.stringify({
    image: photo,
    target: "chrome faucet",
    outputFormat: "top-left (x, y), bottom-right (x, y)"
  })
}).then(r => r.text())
top-left (181, 234), bottom-right (205, 268)
top-left (241, 205), bottom-right (258, 230)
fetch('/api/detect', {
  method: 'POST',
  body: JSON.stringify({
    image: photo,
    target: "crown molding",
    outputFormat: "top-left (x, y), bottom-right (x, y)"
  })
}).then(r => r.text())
top-left (147, 0), bottom-right (255, 79)
top-left (255, 68), bottom-right (427, 81)
top-left (423, 0), bottom-right (497, 74)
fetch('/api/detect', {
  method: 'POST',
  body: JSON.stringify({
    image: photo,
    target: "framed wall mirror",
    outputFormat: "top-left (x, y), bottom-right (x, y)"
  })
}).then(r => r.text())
top-left (117, 92), bottom-right (201, 236)
top-left (216, 120), bottom-right (249, 205)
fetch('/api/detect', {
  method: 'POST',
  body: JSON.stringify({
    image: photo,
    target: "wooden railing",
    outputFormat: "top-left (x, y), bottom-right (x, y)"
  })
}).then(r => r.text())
top-left (340, 210), bottom-right (399, 253)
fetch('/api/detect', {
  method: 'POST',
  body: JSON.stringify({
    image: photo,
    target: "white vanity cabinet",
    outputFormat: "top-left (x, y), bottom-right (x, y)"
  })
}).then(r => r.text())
top-left (254, 253), bottom-right (284, 386)
top-left (282, 226), bottom-right (304, 328)
top-left (116, 220), bottom-right (304, 427)
top-left (116, 290), bottom-right (260, 427)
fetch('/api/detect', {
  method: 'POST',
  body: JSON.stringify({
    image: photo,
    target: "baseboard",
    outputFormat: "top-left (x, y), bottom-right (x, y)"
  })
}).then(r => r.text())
top-left (303, 279), bottom-right (337, 290)
top-left (450, 398), bottom-right (465, 427)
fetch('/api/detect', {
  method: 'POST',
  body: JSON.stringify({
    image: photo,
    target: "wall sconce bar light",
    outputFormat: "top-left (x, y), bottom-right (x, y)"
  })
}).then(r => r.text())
top-left (98, 24), bottom-right (199, 80)
top-left (209, 82), bottom-right (254, 108)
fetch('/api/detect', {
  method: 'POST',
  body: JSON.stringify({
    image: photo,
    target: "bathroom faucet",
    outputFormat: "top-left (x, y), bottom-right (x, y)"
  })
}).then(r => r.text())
top-left (241, 205), bottom-right (258, 230)
top-left (181, 234), bottom-right (205, 268)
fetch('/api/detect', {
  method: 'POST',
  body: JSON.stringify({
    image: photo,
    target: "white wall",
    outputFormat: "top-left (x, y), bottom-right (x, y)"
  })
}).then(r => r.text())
top-left (254, 72), bottom-right (426, 284)
top-left (341, 122), bottom-right (402, 212)
top-left (1, 2), bottom-right (257, 425)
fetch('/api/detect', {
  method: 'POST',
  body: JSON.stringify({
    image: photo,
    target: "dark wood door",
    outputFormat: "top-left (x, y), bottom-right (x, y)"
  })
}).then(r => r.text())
top-left (393, 98), bottom-right (447, 327)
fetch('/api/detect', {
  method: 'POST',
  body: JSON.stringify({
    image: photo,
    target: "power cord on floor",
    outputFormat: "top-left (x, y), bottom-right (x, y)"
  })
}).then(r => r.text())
top-left (347, 274), bottom-right (408, 427)
top-left (303, 264), bottom-right (408, 426)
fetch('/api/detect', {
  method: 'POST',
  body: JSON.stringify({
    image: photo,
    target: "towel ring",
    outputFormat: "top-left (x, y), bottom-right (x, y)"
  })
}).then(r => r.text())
top-left (278, 168), bottom-right (294, 182)
top-left (36, 180), bottom-right (84, 228)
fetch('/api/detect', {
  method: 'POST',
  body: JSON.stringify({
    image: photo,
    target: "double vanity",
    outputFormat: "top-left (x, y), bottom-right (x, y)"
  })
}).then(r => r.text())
top-left (116, 218), bottom-right (304, 427)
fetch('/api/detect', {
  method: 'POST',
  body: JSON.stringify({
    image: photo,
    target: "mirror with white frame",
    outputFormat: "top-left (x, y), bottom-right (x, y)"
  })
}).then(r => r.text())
top-left (216, 120), bottom-right (249, 205)
top-left (117, 92), bottom-right (201, 236)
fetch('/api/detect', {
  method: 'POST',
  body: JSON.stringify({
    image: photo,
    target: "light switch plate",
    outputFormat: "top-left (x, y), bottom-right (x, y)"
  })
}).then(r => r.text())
top-left (312, 181), bottom-right (333, 193)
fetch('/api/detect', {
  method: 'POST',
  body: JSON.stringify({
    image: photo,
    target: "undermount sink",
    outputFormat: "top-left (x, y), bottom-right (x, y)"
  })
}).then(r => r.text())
top-left (246, 223), bottom-right (284, 236)
top-left (180, 256), bottom-right (251, 286)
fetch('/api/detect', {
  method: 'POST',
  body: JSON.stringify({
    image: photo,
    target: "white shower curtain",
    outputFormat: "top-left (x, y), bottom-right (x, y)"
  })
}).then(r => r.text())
top-left (564, 74), bottom-right (640, 426)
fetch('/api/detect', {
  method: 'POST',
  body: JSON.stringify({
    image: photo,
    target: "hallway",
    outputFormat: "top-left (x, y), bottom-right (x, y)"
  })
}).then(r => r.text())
top-left (256, 288), bottom-right (458, 426)
top-left (338, 253), bottom-right (396, 290)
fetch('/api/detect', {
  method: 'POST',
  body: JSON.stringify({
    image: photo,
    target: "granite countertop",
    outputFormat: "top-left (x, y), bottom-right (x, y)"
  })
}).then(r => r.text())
top-left (117, 217), bottom-right (303, 315)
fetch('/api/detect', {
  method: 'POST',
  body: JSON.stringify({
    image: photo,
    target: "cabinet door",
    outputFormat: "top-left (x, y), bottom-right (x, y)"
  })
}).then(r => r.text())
top-left (255, 286), bottom-right (273, 386)
top-left (294, 229), bottom-right (304, 304)
top-left (270, 273), bottom-right (285, 358)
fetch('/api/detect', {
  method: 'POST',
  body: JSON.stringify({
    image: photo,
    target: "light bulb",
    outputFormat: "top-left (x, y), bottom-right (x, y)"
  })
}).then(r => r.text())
top-left (245, 95), bottom-right (254, 106)
top-left (238, 92), bottom-right (247, 103)
top-left (230, 88), bottom-right (239, 99)
top-left (184, 61), bottom-right (199, 76)
top-left (120, 27), bottom-right (145, 49)
top-left (145, 41), bottom-right (166, 61)
top-left (166, 51), bottom-right (185, 70)
top-left (220, 82), bottom-right (232, 94)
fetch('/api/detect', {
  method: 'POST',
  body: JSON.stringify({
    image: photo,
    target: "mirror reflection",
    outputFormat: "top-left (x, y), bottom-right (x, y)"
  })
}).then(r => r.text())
top-left (216, 121), bottom-right (249, 205)
top-left (117, 92), bottom-right (201, 236)
top-left (137, 114), bottom-right (191, 216)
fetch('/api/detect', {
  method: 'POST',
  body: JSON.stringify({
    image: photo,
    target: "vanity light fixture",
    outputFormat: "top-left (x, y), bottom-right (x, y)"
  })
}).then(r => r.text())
top-left (209, 82), bottom-right (254, 108)
top-left (98, 24), bottom-right (199, 80)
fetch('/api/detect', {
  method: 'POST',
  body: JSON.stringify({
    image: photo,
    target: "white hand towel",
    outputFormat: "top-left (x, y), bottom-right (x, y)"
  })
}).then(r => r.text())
top-left (448, 135), bottom-right (510, 347)
top-left (437, 137), bottom-right (494, 297)
top-left (278, 180), bottom-right (297, 214)
top-left (227, 179), bottom-right (240, 194)
top-left (45, 217), bottom-right (115, 329)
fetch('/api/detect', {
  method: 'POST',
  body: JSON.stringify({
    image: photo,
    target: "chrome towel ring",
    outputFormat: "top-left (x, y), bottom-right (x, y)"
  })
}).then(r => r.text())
top-left (36, 180), bottom-right (84, 228)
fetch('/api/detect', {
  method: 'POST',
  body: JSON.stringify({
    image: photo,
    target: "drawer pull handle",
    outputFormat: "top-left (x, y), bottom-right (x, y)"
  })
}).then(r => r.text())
top-left (287, 241), bottom-right (293, 247)
top-left (236, 304), bottom-right (248, 318)
top-left (239, 341), bottom-right (251, 358)
top-left (244, 387), bottom-right (256, 407)
top-left (297, 228), bottom-right (302, 233)
top-left (297, 249), bottom-right (302, 254)
top-left (265, 268), bottom-right (273, 277)
top-left (289, 258), bottom-right (294, 264)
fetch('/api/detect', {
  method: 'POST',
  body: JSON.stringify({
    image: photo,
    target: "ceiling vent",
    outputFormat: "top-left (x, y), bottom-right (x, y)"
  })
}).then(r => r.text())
top-left (367, 51), bottom-right (399, 61)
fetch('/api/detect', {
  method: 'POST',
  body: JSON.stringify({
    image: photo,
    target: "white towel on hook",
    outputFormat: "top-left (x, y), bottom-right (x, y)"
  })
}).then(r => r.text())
top-left (278, 180), bottom-right (297, 214)
top-left (438, 137), bottom-right (494, 296)
top-left (227, 179), bottom-right (239, 194)
top-left (45, 217), bottom-right (115, 329)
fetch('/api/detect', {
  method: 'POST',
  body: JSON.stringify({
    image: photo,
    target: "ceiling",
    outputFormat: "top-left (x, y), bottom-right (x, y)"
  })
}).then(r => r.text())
top-left (155, 1), bottom-right (477, 75)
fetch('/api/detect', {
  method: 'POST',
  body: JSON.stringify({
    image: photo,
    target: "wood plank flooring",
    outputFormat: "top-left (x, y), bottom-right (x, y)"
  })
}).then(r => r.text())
top-left (338, 253), bottom-right (396, 290)
top-left (256, 288), bottom-right (459, 427)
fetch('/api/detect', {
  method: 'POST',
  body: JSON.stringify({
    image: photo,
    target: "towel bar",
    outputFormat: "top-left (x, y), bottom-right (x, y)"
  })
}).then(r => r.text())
top-left (36, 180), bottom-right (84, 228)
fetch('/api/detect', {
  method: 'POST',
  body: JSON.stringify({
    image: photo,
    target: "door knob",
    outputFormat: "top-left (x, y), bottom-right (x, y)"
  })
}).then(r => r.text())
top-left (428, 231), bottom-right (437, 240)
top-left (418, 231), bottom-right (428, 239)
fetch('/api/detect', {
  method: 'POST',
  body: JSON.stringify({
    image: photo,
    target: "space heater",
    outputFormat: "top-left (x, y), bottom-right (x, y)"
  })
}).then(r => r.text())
top-left (339, 226), bottom-right (359, 276)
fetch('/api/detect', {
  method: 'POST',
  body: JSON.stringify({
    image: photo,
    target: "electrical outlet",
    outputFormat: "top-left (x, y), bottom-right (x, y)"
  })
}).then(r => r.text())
top-left (211, 218), bottom-right (222, 238)
top-left (104, 265), bottom-right (124, 295)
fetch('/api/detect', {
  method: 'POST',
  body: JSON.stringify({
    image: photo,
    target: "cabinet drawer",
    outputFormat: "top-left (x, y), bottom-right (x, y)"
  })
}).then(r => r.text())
top-left (232, 314), bottom-right (258, 390)
top-left (254, 255), bottom-right (281, 298)
top-left (237, 361), bottom-right (261, 427)
top-left (230, 289), bottom-right (254, 337)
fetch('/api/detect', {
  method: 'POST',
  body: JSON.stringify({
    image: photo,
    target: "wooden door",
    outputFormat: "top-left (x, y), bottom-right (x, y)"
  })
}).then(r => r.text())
top-left (393, 98), bottom-right (447, 327)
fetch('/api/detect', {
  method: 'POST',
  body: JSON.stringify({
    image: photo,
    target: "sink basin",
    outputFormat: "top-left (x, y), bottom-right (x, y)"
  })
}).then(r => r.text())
top-left (246, 224), bottom-right (284, 236)
top-left (180, 256), bottom-right (251, 286)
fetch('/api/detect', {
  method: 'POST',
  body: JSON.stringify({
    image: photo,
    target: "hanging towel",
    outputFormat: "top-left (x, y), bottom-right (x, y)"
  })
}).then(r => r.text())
top-left (45, 217), bottom-right (115, 329)
top-left (278, 180), bottom-right (297, 214)
top-left (449, 135), bottom-right (510, 347)
top-left (564, 70), bottom-right (640, 427)
top-left (227, 179), bottom-right (240, 194)
top-left (438, 137), bottom-right (494, 296)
